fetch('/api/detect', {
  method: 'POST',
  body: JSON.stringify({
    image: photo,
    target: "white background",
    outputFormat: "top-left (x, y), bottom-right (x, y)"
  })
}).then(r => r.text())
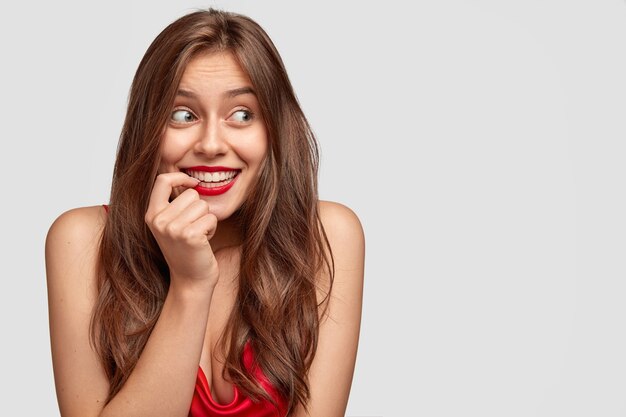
top-left (1, 1), bottom-right (626, 416)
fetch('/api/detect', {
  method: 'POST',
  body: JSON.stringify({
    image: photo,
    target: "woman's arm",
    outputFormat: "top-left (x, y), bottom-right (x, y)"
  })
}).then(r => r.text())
top-left (46, 206), bottom-right (112, 415)
top-left (46, 173), bottom-right (219, 417)
top-left (292, 200), bottom-right (366, 417)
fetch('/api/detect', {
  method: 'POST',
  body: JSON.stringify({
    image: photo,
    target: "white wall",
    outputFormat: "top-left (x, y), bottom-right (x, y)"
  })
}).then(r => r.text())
top-left (1, 1), bottom-right (625, 416)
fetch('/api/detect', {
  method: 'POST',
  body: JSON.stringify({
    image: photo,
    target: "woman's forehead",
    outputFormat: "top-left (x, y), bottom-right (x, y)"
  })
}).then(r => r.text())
top-left (180, 51), bottom-right (251, 87)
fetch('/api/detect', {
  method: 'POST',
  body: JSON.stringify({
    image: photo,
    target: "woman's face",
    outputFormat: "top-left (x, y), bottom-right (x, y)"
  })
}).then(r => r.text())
top-left (159, 51), bottom-right (269, 221)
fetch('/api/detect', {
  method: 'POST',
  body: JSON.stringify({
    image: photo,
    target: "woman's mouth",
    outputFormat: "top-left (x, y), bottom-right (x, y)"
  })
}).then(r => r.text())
top-left (183, 167), bottom-right (241, 195)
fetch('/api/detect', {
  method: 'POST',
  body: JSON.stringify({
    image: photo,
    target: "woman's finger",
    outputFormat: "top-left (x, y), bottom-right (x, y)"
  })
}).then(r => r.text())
top-left (146, 172), bottom-right (199, 218)
top-left (185, 212), bottom-right (219, 243)
top-left (169, 199), bottom-right (211, 227)
top-left (159, 198), bottom-right (212, 237)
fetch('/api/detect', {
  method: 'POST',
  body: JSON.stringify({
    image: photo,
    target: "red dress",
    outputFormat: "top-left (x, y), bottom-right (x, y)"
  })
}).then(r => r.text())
top-left (189, 341), bottom-right (288, 417)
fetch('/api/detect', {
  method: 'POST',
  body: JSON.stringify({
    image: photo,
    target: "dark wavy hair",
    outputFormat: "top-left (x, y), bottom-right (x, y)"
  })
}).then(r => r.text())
top-left (90, 8), bottom-right (334, 416)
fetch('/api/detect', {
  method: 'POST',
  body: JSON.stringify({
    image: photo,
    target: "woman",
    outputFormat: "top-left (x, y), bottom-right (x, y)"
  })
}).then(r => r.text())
top-left (45, 8), bottom-right (364, 417)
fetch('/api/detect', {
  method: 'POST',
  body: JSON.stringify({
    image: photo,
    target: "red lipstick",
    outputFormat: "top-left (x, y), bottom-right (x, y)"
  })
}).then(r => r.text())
top-left (195, 176), bottom-right (238, 196)
top-left (186, 166), bottom-right (239, 172)
top-left (184, 166), bottom-right (240, 196)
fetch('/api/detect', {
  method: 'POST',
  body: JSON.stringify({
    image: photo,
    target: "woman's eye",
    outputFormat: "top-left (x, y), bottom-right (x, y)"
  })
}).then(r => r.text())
top-left (230, 110), bottom-right (253, 123)
top-left (171, 109), bottom-right (196, 123)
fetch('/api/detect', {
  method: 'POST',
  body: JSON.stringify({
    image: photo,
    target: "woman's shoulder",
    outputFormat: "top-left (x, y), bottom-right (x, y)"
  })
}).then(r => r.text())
top-left (47, 205), bottom-right (108, 238)
top-left (45, 205), bottom-right (108, 266)
top-left (317, 200), bottom-right (364, 242)
top-left (316, 200), bottom-right (365, 286)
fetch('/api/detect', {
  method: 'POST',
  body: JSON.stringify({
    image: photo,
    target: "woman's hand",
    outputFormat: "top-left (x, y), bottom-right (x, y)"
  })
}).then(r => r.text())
top-left (145, 172), bottom-right (220, 291)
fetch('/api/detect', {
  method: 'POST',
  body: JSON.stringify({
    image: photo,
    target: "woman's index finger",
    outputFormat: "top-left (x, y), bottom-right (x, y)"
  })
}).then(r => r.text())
top-left (147, 172), bottom-right (200, 215)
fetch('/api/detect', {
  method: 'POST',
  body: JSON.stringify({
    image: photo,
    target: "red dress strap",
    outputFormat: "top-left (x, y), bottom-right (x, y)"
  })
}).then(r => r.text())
top-left (102, 204), bottom-right (109, 213)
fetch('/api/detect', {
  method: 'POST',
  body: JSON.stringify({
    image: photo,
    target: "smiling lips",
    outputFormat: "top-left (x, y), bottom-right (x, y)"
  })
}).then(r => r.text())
top-left (184, 166), bottom-right (240, 196)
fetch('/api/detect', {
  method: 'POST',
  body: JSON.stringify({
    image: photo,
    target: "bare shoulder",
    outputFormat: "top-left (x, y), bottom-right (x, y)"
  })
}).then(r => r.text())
top-left (318, 200), bottom-right (364, 239)
top-left (317, 200), bottom-right (365, 274)
top-left (45, 205), bottom-right (108, 297)
top-left (315, 200), bottom-right (365, 307)
top-left (46, 205), bottom-right (107, 248)
top-left (45, 205), bottom-right (108, 316)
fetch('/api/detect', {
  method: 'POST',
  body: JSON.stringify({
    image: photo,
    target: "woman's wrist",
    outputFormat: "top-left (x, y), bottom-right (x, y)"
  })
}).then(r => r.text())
top-left (168, 276), bottom-right (217, 304)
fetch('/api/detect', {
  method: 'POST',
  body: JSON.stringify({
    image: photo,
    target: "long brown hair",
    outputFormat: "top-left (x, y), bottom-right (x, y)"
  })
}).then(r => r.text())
top-left (91, 8), bottom-right (334, 415)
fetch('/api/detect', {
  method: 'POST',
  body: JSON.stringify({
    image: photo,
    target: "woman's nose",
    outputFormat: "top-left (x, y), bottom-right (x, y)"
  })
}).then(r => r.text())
top-left (194, 120), bottom-right (228, 157)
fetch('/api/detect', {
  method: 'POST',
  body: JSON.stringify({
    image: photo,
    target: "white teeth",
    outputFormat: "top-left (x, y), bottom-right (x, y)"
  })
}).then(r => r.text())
top-left (186, 170), bottom-right (237, 182)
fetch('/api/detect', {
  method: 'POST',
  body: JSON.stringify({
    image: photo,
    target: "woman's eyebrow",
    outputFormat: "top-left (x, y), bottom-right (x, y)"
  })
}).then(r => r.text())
top-left (225, 86), bottom-right (256, 98)
top-left (176, 89), bottom-right (198, 99)
top-left (175, 87), bottom-right (256, 99)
